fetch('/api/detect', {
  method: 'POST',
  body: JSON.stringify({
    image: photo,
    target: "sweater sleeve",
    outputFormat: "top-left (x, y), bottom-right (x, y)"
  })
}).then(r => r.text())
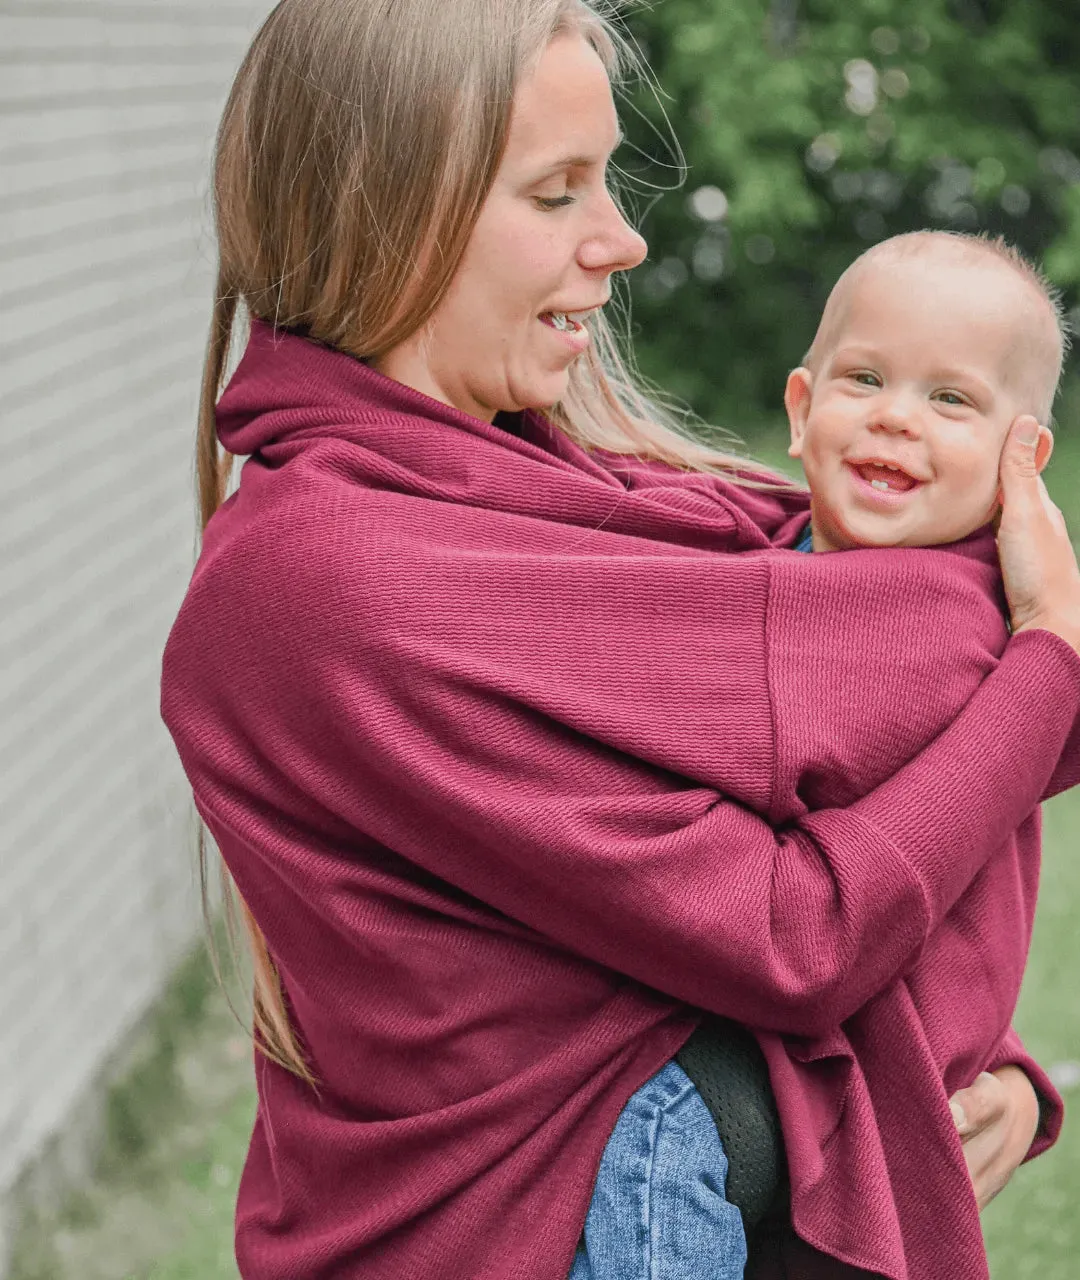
top-left (1041, 712), bottom-right (1080, 801)
top-left (161, 497), bottom-right (1080, 1039)
top-left (984, 1025), bottom-right (1064, 1161)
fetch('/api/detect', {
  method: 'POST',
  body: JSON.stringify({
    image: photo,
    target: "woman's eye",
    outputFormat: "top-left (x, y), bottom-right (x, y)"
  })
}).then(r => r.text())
top-left (535, 195), bottom-right (575, 210)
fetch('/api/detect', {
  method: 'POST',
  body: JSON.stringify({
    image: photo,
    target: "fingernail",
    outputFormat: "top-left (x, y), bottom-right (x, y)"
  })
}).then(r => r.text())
top-left (1017, 422), bottom-right (1039, 446)
top-left (950, 1100), bottom-right (968, 1129)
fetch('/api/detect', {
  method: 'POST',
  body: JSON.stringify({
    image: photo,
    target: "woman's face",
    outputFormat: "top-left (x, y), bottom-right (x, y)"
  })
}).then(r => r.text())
top-left (374, 33), bottom-right (647, 422)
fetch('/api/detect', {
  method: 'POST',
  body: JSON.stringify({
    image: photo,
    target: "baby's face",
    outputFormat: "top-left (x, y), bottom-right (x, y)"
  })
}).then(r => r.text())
top-left (786, 256), bottom-right (1052, 551)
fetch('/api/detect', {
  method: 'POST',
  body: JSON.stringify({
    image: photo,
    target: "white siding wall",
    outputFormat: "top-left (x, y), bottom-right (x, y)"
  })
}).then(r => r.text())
top-left (0, 0), bottom-right (272, 1260)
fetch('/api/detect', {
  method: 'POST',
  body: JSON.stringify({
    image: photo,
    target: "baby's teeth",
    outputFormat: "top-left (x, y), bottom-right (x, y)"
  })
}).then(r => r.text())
top-left (870, 479), bottom-right (891, 491)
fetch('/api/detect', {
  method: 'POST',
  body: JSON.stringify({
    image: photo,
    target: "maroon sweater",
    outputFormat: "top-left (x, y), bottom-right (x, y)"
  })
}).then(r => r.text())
top-left (161, 321), bottom-right (1080, 1280)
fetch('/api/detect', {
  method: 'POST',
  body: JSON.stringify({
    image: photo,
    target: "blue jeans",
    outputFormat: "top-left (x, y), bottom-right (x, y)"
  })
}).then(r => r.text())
top-left (569, 1060), bottom-right (748, 1279)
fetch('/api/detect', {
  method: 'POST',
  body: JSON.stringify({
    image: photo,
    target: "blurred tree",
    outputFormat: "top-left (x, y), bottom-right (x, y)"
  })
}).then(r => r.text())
top-left (615, 0), bottom-right (1080, 427)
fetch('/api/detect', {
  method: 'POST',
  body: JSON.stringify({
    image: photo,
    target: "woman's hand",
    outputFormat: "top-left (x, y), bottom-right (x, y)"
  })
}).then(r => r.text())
top-left (998, 414), bottom-right (1080, 653)
top-left (949, 1065), bottom-right (1041, 1210)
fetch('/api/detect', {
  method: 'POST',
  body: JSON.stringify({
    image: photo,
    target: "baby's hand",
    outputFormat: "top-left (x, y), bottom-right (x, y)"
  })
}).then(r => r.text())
top-left (997, 415), bottom-right (1080, 654)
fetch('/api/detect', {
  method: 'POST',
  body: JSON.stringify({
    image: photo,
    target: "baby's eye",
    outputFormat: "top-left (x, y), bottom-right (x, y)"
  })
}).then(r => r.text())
top-left (850, 371), bottom-right (881, 387)
top-left (934, 390), bottom-right (969, 407)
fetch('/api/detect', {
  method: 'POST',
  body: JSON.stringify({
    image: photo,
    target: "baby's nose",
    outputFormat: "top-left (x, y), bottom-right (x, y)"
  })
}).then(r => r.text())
top-left (874, 395), bottom-right (921, 434)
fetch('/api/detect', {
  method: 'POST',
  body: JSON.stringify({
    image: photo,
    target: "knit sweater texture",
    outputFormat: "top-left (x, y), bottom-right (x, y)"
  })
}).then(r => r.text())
top-left (161, 320), bottom-right (1080, 1280)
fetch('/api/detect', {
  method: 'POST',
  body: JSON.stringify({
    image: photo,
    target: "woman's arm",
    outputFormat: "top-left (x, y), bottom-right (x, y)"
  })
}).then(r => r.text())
top-left (164, 618), bottom-right (1079, 1045)
top-left (162, 423), bottom-right (1080, 1039)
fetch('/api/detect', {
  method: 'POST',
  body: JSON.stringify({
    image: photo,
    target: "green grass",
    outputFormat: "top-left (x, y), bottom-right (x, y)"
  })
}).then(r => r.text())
top-left (8, 936), bottom-right (255, 1280)
top-left (981, 790), bottom-right (1080, 1278)
top-left (145, 1091), bottom-right (253, 1280)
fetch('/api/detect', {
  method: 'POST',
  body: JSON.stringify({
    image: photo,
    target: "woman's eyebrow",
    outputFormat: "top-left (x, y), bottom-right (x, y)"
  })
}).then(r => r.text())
top-left (531, 128), bottom-right (625, 176)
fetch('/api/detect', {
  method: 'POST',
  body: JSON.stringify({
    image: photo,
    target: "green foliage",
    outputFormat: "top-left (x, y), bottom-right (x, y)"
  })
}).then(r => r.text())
top-left (615, 0), bottom-right (1080, 427)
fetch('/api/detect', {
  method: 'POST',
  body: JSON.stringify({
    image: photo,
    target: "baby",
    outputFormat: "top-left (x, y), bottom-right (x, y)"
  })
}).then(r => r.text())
top-left (765, 228), bottom-right (1074, 1254)
top-left (784, 229), bottom-right (1062, 554)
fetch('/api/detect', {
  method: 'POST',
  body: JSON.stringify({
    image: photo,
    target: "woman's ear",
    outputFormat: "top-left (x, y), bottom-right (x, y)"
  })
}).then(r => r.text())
top-left (1035, 424), bottom-right (1054, 473)
top-left (785, 368), bottom-right (813, 459)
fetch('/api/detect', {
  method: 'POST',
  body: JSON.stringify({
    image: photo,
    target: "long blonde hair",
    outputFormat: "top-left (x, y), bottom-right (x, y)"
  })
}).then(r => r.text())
top-left (197, 0), bottom-right (777, 1082)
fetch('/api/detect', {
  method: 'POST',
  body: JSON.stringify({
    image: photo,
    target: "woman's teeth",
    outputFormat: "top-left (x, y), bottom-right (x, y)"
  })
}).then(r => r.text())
top-left (542, 311), bottom-right (589, 332)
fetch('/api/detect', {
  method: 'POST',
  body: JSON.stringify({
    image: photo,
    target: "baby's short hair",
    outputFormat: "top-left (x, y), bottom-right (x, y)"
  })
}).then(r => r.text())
top-left (805, 230), bottom-right (1070, 424)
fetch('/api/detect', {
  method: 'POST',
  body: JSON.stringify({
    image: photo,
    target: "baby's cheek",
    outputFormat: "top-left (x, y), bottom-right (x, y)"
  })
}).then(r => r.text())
top-left (942, 461), bottom-right (1000, 527)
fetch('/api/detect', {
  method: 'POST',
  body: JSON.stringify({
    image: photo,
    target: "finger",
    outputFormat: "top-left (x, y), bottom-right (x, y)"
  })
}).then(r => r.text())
top-left (999, 415), bottom-right (1042, 501)
top-left (950, 1098), bottom-right (973, 1135)
top-left (958, 1119), bottom-right (1011, 1209)
top-left (952, 1072), bottom-right (1001, 1133)
top-left (958, 1124), bottom-right (995, 1204)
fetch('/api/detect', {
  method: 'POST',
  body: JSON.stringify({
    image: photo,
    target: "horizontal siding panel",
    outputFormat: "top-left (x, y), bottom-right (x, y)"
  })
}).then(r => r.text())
top-left (0, 175), bottom-right (210, 254)
top-left (3, 342), bottom-right (204, 457)
top-left (2, 721), bottom-right (162, 891)
top-left (0, 102), bottom-right (223, 161)
top-left (4, 257), bottom-right (203, 353)
top-left (0, 0), bottom-right (273, 1220)
top-left (0, 2), bottom-right (261, 25)
top-left (0, 58), bottom-right (245, 103)
top-left (1, 507), bottom-right (193, 670)
top-left (0, 493), bottom-right (195, 683)
top-left (0, 198), bottom-right (209, 290)
top-left (5, 657), bottom-right (182, 795)
top-left (4, 255), bottom-right (199, 357)
top-left (2, 225), bottom-right (205, 312)
top-left (0, 81), bottom-right (235, 115)
top-left (3, 291), bottom-right (206, 411)
top-left (3, 136), bottom-right (208, 202)
top-left (3, 442), bottom-right (197, 577)
top-left (0, 42), bottom-right (250, 63)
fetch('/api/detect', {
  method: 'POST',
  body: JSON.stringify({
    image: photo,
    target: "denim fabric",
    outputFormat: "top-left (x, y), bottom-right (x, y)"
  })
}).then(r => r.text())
top-left (794, 521), bottom-right (814, 553)
top-left (569, 1060), bottom-right (747, 1279)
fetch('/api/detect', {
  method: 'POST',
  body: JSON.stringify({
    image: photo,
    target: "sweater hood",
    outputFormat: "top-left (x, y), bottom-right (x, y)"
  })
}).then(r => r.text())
top-left (214, 318), bottom-right (813, 552)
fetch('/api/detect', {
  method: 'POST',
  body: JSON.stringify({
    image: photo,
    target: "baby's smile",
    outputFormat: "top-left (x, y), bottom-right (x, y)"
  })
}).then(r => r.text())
top-left (846, 458), bottom-right (924, 495)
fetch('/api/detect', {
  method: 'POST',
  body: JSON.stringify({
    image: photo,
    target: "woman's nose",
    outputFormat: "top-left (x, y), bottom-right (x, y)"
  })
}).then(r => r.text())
top-left (578, 193), bottom-right (648, 275)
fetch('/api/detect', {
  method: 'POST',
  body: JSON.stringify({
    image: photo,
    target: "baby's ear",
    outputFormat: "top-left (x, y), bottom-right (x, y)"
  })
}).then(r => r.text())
top-left (1035, 423), bottom-right (1054, 473)
top-left (785, 368), bottom-right (813, 459)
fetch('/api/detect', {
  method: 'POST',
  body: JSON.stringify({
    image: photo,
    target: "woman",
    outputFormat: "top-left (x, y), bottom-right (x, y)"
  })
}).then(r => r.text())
top-left (160, 1), bottom-right (1080, 1276)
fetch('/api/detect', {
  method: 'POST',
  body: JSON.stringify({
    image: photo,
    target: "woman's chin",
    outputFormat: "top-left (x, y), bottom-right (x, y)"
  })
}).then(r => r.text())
top-left (508, 372), bottom-right (572, 413)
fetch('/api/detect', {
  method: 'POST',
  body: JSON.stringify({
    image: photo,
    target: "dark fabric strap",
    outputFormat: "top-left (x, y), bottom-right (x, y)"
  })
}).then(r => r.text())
top-left (675, 1016), bottom-right (789, 1228)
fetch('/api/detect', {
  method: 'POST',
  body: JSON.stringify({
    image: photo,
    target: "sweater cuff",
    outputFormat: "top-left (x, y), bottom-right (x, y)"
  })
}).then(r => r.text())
top-left (985, 1030), bottom-right (1064, 1161)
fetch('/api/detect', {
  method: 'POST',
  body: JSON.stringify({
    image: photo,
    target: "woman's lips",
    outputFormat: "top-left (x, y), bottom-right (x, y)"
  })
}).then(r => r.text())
top-left (538, 311), bottom-right (590, 353)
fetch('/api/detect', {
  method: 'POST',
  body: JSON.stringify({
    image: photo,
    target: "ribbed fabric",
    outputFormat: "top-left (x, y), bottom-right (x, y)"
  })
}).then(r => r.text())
top-left (160, 320), bottom-right (1080, 1280)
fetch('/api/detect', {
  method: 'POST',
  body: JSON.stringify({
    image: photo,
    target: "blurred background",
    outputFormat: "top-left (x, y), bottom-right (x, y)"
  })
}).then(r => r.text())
top-left (1, 1), bottom-right (1078, 1277)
